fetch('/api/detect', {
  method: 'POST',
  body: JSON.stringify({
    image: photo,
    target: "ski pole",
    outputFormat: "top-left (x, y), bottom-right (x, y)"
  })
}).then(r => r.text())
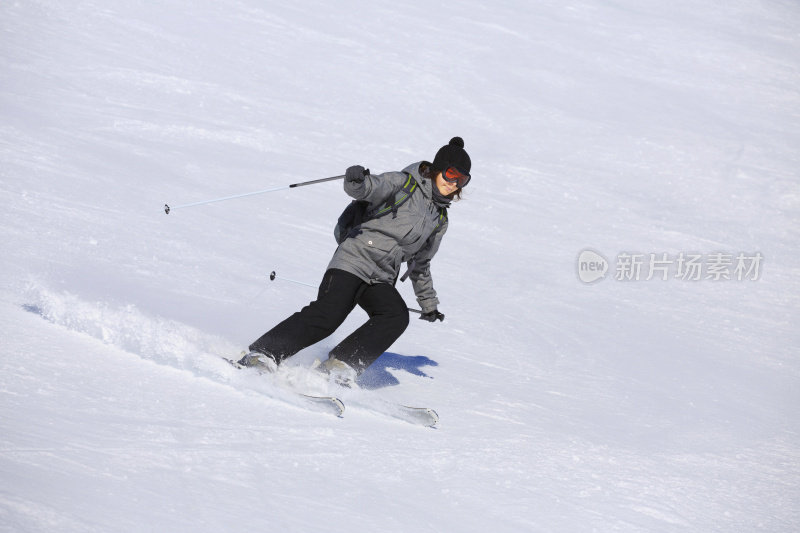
top-left (269, 270), bottom-right (317, 289)
top-left (164, 174), bottom-right (345, 214)
top-left (268, 271), bottom-right (426, 314)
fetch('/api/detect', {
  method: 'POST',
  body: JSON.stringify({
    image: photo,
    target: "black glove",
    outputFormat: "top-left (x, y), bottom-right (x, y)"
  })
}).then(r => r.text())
top-left (419, 309), bottom-right (445, 322)
top-left (346, 165), bottom-right (369, 184)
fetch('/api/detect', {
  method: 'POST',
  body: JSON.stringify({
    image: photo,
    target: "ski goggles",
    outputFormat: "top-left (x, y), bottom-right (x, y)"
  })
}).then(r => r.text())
top-left (442, 166), bottom-right (471, 188)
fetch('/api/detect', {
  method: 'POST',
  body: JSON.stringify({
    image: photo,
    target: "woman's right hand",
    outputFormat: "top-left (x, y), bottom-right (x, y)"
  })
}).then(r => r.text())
top-left (345, 165), bottom-right (368, 183)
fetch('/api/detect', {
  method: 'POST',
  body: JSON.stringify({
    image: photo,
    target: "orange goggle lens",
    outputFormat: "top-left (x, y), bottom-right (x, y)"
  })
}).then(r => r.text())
top-left (442, 167), bottom-right (471, 188)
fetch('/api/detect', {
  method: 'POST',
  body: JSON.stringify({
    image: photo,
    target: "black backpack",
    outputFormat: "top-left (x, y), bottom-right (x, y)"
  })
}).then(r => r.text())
top-left (334, 174), bottom-right (445, 244)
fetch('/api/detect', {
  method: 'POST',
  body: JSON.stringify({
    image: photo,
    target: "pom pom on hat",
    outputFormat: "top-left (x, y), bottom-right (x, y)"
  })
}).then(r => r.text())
top-left (432, 136), bottom-right (471, 174)
top-left (449, 136), bottom-right (465, 148)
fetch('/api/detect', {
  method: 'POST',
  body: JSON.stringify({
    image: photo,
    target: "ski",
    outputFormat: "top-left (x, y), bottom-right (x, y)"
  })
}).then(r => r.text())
top-left (221, 357), bottom-right (345, 417)
top-left (297, 394), bottom-right (346, 417)
top-left (390, 405), bottom-right (440, 428)
top-left (347, 398), bottom-right (439, 428)
top-left (221, 356), bottom-right (438, 425)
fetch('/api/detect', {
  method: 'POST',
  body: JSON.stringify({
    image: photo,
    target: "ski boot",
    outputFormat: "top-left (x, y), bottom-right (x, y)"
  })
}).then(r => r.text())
top-left (314, 357), bottom-right (358, 388)
top-left (236, 350), bottom-right (279, 373)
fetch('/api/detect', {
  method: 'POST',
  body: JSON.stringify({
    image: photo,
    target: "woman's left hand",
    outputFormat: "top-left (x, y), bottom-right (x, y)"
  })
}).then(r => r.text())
top-left (419, 309), bottom-right (445, 322)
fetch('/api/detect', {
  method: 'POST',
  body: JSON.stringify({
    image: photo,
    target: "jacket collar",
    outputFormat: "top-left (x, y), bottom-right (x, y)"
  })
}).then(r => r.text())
top-left (403, 161), bottom-right (451, 209)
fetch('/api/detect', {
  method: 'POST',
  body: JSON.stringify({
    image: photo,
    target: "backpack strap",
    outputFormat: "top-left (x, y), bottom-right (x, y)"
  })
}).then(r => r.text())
top-left (370, 174), bottom-right (418, 219)
top-left (433, 208), bottom-right (447, 229)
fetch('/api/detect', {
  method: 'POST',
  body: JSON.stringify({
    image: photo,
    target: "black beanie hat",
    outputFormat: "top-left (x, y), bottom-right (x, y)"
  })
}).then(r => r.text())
top-left (432, 136), bottom-right (471, 175)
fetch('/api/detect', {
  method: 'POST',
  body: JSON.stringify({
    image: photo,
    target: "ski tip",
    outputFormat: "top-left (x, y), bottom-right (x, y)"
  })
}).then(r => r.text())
top-left (333, 398), bottom-right (346, 417)
top-left (300, 394), bottom-right (346, 417)
top-left (325, 397), bottom-right (346, 418)
top-left (426, 408), bottom-right (440, 427)
top-left (400, 406), bottom-right (439, 428)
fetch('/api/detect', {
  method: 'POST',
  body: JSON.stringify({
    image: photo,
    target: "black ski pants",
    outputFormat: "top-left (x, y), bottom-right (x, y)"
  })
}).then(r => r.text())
top-left (249, 269), bottom-right (409, 373)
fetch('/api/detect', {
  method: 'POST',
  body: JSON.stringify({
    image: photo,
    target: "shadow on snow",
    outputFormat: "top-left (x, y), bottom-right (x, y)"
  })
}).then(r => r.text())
top-left (357, 352), bottom-right (438, 390)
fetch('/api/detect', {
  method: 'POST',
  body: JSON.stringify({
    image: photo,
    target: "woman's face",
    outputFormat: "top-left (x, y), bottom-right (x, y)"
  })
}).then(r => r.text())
top-left (434, 172), bottom-right (459, 196)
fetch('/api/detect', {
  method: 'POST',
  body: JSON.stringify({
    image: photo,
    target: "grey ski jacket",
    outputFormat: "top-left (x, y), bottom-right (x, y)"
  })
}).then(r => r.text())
top-left (327, 161), bottom-right (449, 313)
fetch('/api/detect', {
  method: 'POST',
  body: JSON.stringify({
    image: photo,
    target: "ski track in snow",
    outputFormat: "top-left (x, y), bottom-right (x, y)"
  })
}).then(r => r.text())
top-left (20, 284), bottom-right (441, 426)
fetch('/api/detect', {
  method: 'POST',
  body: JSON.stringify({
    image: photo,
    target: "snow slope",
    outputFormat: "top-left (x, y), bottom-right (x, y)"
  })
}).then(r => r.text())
top-left (2, 0), bottom-right (799, 531)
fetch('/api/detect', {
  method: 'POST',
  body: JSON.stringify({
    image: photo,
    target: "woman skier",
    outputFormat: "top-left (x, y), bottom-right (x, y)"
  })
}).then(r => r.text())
top-left (239, 137), bottom-right (472, 385)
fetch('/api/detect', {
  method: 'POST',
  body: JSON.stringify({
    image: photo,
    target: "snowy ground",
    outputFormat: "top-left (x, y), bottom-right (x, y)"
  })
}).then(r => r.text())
top-left (2, 1), bottom-right (799, 531)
